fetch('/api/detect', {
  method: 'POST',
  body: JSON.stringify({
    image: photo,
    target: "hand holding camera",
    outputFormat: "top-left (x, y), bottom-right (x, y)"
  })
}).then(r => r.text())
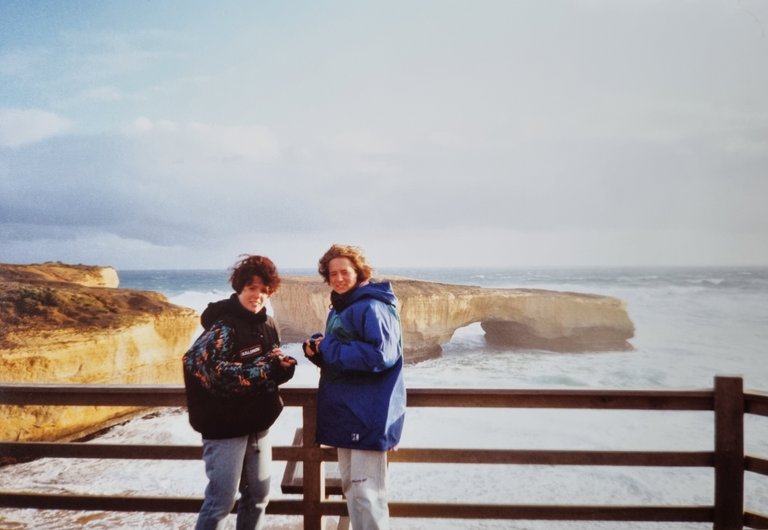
top-left (303, 333), bottom-right (323, 356)
top-left (303, 333), bottom-right (324, 367)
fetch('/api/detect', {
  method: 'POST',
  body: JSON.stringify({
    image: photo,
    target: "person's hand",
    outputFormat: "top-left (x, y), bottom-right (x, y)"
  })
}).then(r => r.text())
top-left (302, 333), bottom-right (324, 357)
top-left (280, 355), bottom-right (297, 368)
top-left (266, 351), bottom-right (296, 386)
top-left (269, 346), bottom-right (296, 368)
top-left (270, 346), bottom-right (297, 368)
top-left (302, 333), bottom-right (325, 368)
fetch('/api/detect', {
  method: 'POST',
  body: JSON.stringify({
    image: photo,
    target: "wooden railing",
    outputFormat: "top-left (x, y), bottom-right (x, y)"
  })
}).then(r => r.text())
top-left (1, 376), bottom-right (767, 529)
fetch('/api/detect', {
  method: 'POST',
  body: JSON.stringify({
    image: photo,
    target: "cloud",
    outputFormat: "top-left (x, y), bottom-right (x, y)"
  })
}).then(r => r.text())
top-left (1, 1), bottom-right (768, 268)
top-left (1, 119), bottom-right (295, 251)
top-left (129, 116), bottom-right (178, 133)
top-left (80, 86), bottom-right (125, 102)
top-left (58, 28), bottom-right (187, 80)
top-left (325, 131), bottom-right (398, 157)
top-left (0, 49), bottom-right (46, 77)
top-left (0, 225), bottom-right (197, 270)
top-left (127, 117), bottom-right (280, 161)
top-left (0, 108), bottom-right (72, 148)
top-left (2, 102), bottom-right (767, 269)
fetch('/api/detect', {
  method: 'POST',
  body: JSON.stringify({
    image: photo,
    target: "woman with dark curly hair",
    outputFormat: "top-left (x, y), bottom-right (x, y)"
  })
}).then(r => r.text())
top-left (183, 254), bottom-right (297, 530)
top-left (303, 244), bottom-right (406, 530)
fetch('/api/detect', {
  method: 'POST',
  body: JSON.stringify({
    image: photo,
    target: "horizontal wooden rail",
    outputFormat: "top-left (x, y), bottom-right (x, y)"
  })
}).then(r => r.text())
top-left (0, 383), bottom-right (188, 407)
top-left (746, 391), bottom-right (768, 417)
top-left (391, 448), bottom-right (714, 466)
top-left (0, 492), bottom-right (305, 515)
top-left (0, 442), bottom-right (202, 460)
top-left (745, 455), bottom-right (768, 477)
top-left (0, 441), bottom-right (715, 467)
top-left (406, 387), bottom-right (716, 410)
top-left (0, 383), bottom-right (719, 410)
top-left (389, 502), bottom-right (714, 522)
top-left (0, 492), bottom-right (716, 523)
top-left (0, 441), bottom-right (322, 463)
top-left (745, 511), bottom-right (768, 530)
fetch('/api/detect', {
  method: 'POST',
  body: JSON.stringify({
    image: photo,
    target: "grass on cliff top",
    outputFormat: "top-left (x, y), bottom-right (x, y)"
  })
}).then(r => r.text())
top-left (0, 261), bottom-right (108, 285)
top-left (0, 280), bottom-right (187, 349)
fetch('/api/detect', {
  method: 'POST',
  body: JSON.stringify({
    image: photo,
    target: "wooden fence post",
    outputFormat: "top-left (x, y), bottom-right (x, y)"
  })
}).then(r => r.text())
top-left (713, 376), bottom-right (744, 530)
top-left (302, 395), bottom-right (325, 530)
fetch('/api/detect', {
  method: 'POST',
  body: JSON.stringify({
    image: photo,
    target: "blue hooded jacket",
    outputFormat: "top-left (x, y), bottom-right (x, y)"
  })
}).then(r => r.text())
top-left (314, 281), bottom-right (406, 451)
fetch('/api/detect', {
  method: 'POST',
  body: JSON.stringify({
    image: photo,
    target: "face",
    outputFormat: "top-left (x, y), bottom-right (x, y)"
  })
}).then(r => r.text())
top-left (328, 257), bottom-right (358, 295)
top-left (237, 276), bottom-right (270, 313)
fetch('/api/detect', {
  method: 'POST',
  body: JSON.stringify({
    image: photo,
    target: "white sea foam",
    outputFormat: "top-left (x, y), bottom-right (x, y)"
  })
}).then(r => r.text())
top-left (170, 290), bottom-right (227, 314)
top-left (2, 267), bottom-right (767, 529)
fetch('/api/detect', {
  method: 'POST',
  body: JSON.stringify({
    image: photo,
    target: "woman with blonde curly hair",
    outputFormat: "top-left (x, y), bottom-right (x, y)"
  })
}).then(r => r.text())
top-left (303, 244), bottom-right (406, 530)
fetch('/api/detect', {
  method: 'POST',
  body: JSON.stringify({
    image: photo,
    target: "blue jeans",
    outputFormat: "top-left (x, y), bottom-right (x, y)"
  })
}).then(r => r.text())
top-left (196, 430), bottom-right (271, 530)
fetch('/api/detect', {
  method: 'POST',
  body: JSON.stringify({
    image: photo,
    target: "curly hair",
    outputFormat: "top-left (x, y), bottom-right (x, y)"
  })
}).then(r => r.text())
top-left (317, 244), bottom-right (374, 285)
top-left (229, 255), bottom-right (281, 294)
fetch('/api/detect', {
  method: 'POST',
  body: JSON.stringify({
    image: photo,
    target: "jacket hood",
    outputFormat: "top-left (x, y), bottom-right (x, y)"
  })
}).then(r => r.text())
top-left (201, 296), bottom-right (231, 329)
top-left (201, 293), bottom-right (267, 329)
top-left (348, 280), bottom-right (398, 307)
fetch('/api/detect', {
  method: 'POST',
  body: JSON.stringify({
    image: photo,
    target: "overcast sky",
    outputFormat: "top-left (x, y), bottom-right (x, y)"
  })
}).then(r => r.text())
top-left (1, 1), bottom-right (767, 270)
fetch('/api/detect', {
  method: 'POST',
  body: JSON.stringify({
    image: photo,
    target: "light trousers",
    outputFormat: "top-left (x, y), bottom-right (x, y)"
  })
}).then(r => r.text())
top-left (337, 448), bottom-right (390, 530)
top-left (196, 430), bottom-right (271, 530)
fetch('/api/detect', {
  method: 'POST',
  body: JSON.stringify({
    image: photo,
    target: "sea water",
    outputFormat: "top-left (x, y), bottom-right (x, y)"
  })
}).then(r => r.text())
top-left (1, 267), bottom-right (767, 529)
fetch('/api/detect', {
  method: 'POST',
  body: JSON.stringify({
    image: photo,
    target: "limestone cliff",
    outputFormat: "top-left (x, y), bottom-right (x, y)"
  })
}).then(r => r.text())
top-left (271, 276), bottom-right (635, 362)
top-left (0, 262), bottom-right (199, 442)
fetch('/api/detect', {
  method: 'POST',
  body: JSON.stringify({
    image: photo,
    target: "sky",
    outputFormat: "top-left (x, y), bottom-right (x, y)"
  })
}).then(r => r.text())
top-left (1, 0), bottom-right (767, 270)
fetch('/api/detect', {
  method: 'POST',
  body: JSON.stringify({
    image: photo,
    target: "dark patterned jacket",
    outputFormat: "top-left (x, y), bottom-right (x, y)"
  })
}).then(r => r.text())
top-left (182, 294), bottom-right (294, 439)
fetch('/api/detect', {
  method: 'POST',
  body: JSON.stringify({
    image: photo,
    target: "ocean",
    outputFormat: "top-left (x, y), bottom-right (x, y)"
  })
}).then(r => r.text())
top-left (1, 266), bottom-right (767, 529)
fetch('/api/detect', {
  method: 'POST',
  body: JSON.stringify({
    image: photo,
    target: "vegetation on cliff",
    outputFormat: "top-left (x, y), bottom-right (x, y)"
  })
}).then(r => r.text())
top-left (0, 262), bottom-right (186, 348)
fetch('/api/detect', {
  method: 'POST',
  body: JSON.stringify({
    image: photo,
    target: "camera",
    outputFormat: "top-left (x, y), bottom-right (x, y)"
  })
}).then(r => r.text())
top-left (307, 333), bottom-right (323, 354)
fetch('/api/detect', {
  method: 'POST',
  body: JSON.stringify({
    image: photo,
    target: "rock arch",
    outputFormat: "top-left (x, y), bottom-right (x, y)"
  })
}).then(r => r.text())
top-left (271, 277), bottom-right (635, 363)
